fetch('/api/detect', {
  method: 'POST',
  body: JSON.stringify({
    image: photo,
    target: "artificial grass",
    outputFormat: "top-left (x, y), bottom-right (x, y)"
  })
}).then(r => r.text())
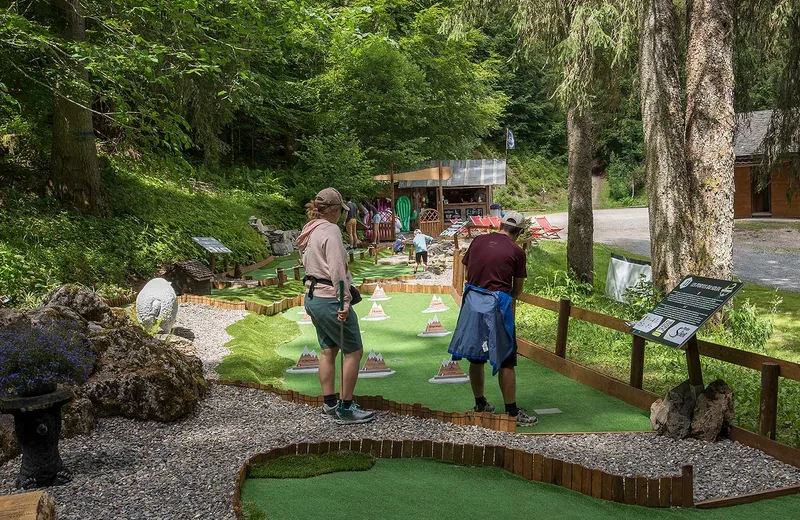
top-left (215, 313), bottom-right (300, 385)
top-left (273, 292), bottom-right (651, 433)
top-left (211, 280), bottom-right (307, 307)
top-left (248, 452), bottom-right (375, 479)
top-left (241, 457), bottom-right (800, 520)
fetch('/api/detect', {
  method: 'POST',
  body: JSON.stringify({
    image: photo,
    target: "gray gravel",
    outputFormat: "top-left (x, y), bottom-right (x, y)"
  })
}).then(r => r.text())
top-left (173, 303), bottom-right (248, 378)
top-left (2, 303), bottom-right (799, 518)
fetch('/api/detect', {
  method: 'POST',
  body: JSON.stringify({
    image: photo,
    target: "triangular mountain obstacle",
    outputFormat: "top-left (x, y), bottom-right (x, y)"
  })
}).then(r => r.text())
top-left (417, 315), bottom-right (451, 337)
top-left (298, 311), bottom-right (313, 325)
top-left (358, 350), bottom-right (395, 378)
top-left (285, 346), bottom-right (319, 374)
top-left (422, 295), bottom-right (449, 313)
top-left (368, 284), bottom-right (391, 301)
top-left (361, 302), bottom-right (389, 321)
top-left (428, 357), bottom-right (469, 384)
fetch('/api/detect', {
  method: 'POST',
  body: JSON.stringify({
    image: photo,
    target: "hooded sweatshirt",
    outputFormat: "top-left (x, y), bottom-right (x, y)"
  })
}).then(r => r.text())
top-left (296, 219), bottom-right (352, 305)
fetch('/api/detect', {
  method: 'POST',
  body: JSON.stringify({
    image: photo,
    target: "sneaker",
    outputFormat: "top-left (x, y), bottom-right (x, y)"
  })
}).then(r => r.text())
top-left (322, 402), bottom-right (338, 417)
top-left (335, 402), bottom-right (375, 425)
top-left (473, 401), bottom-right (496, 413)
top-left (513, 408), bottom-right (538, 427)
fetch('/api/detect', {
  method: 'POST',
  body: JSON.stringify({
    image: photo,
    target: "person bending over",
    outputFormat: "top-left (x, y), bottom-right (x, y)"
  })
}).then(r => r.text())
top-left (412, 229), bottom-right (434, 274)
top-left (297, 188), bottom-right (375, 425)
top-left (447, 211), bottom-right (537, 427)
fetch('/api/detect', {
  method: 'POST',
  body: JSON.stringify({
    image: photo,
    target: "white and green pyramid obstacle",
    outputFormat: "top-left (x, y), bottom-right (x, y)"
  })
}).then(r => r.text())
top-left (361, 302), bottom-right (389, 321)
top-left (422, 295), bottom-right (449, 313)
top-left (417, 315), bottom-right (451, 337)
top-left (298, 310), bottom-right (313, 325)
top-left (368, 284), bottom-right (391, 301)
top-left (428, 357), bottom-right (469, 384)
top-left (358, 350), bottom-right (395, 378)
top-left (285, 346), bottom-right (319, 374)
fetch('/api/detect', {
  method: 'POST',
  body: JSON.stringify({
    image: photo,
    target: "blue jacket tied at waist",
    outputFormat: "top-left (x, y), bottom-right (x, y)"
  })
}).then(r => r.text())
top-left (448, 283), bottom-right (516, 375)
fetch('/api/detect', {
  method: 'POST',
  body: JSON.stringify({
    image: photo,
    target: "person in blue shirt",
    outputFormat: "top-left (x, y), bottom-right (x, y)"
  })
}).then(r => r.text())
top-left (393, 234), bottom-right (406, 254)
top-left (412, 229), bottom-right (434, 273)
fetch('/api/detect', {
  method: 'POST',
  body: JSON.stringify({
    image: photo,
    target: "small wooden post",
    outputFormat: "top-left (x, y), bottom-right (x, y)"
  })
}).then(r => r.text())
top-left (681, 465), bottom-right (694, 507)
top-left (408, 244), bottom-right (414, 262)
top-left (630, 335), bottom-right (645, 389)
top-left (349, 251), bottom-right (355, 263)
top-left (276, 268), bottom-right (284, 288)
top-left (374, 246), bottom-right (379, 265)
top-left (454, 232), bottom-right (459, 250)
top-left (452, 248), bottom-right (461, 289)
top-left (685, 335), bottom-right (704, 392)
top-left (208, 253), bottom-right (215, 274)
top-left (360, 251), bottom-right (365, 260)
top-left (759, 362), bottom-right (780, 440)
top-left (293, 266), bottom-right (301, 281)
top-left (555, 297), bottom-right (571, 358)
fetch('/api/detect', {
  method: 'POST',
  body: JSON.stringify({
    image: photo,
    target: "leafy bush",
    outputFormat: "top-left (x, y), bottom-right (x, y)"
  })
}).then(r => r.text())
top-left (606, 153), bottom-right (645, 202)
top-left (0, 320), bottom-right (95, 395)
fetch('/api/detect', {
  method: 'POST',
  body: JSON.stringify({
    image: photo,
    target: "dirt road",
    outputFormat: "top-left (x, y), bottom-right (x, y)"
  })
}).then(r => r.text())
top-left (544, 208), bottom-right (800, 292)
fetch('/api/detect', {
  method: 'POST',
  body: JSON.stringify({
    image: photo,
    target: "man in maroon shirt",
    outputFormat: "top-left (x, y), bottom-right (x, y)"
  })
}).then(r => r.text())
top-left (450, 210), bottom-right (537, 426)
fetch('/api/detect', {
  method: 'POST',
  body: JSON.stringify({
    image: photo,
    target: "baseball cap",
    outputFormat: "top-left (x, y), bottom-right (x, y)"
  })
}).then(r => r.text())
top-left (501, 210), bottom-right (526, 229)
top-left (314, 188), bottom-right (349, 213)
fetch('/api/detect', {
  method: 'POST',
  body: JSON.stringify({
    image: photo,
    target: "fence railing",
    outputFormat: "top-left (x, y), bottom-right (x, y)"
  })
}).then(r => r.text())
top-left (451, 247), bottom-right (800, 467)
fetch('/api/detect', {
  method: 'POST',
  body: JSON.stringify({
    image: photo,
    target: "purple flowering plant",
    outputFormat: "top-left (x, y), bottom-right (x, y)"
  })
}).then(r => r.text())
top-left (0, 320), bottom-right (95, 396)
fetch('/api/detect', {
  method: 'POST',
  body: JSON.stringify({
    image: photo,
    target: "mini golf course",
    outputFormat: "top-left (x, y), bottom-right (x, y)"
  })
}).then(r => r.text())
top-left (271, 291), bottom-right (651, 433)
top-left (241, 455), bottom-right (800, 520)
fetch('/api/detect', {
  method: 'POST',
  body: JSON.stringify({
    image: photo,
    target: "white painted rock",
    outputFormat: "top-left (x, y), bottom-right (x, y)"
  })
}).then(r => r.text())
top-left (135, 278), bottom-right (178, 333)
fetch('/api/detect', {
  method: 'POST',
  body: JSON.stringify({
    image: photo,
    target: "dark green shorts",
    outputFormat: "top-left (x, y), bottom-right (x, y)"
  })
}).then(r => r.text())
top-left (305, 296), bottom-right (363, 354)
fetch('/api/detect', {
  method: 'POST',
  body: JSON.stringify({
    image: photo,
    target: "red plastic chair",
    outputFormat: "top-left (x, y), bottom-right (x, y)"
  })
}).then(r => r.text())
top-left (534, 216), bottom-right (563, 239)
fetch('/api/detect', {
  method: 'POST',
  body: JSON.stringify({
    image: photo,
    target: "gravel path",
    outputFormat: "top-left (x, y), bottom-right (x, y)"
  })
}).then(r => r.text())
top-left (173, 303), bottom-right (248, 378)
top-left (2, 304), bottom-right (800, 518)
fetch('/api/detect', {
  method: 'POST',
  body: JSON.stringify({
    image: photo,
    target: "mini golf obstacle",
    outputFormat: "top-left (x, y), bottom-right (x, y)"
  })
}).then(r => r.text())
top-left (422, 295), bottom-right (449, 313)
top-left (298, 311), bottom-right (313, 325)
top-left (418, 316), bottom-right (450, 337)
top-left (429, 357), bottom-right (469, 384)
top-left (368, 284), bottom-right (391, 301)
top-left (361, 302), bottom-right (389, 321)
top-left (285, 347), bottom-right (320, 374)
top-left (359, 350), bottom-right (395, 378)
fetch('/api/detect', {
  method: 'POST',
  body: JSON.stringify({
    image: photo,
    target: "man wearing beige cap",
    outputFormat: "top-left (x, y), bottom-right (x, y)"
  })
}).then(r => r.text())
top-left (448, 210), bottom-right (537, 427)
top-left (297, 187), bottom-right (375, 424)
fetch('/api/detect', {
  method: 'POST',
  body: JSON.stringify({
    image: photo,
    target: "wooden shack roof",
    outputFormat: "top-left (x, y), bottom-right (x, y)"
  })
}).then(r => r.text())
top-left (170, 260), bottom-right (214, 281)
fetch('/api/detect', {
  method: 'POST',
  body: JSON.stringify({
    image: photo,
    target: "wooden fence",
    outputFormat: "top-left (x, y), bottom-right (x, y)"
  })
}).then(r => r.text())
top-left (232, 438), bottom-right (694, 518)
top-left (451, 247), bottom-right (800, 469)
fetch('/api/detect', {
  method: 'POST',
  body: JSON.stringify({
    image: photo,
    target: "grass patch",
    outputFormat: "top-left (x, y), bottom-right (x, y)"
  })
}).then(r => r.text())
top-left (241, 457), bottom-right (800, 520)
top-left (520, 241), bottom-right (800, 447)
top-left (248, 452), bottom-right (375, 479)
top-left (211, 280), bottom-right (307, 307)
top-left (214, 313), bottom-right (300, 385)
top-left (735, 220), bottom-right (800, 232)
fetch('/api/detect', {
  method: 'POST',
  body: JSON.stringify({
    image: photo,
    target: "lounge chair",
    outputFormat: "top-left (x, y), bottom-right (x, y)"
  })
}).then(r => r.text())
top-left (535, 216), bottom-right (563, 239)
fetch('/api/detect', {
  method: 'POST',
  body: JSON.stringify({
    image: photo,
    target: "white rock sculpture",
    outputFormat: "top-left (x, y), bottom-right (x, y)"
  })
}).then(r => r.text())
top-left (136, 278), bottom-right (179, 333)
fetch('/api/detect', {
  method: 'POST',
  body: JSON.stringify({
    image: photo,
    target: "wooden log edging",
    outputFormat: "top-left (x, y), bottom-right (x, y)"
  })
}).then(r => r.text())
top-left (210, 379), bottom-right (517, 433)
top-left (231, 439), bottom-right (694, 519)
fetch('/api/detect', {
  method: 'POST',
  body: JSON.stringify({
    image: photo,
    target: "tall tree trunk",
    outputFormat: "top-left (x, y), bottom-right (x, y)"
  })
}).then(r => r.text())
top-left (566, 107), bottom-right (594, 284)
top-left (50, 0), bottom-right (104, 213)
top-left (638, 0), bottom-right (690, 292)
top-left (684, 0), bottom-right (735, 281)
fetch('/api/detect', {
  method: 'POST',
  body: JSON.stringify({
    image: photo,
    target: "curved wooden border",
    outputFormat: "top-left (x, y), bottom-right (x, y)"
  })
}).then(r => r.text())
top-left (210, 379), bottom-right (516, 432)
top-left (232, 440), bottom-right (693, 518)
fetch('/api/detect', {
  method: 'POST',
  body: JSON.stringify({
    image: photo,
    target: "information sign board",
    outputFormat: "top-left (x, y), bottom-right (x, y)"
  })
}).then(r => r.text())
top-left (632, 275), bottom-right (743, 349)
top-left (440, 220), bottom-right (467, 237)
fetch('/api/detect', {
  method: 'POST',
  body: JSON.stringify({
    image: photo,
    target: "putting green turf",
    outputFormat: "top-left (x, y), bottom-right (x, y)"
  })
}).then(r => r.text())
top-left (241, 458), bottom-right (800, 520)
top-left (246, 250), bottom-right (412, 284)
top-left (276, 292), bottom-right (650, 433)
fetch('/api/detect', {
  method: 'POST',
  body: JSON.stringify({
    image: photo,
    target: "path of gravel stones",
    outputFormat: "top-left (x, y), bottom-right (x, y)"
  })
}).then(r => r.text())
top-left (173, 303), bottom-right (248, 378)
top-left (1, 304), bottom-right (799, 519)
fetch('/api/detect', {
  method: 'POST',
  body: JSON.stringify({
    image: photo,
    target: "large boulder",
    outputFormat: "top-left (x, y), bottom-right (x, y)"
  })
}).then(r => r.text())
top-left (82, 313), bottom-right (205, 421)
top-left (0, 414), bottom-right (19, 466)
top-left (61, 398), bottom-right (96, 438)
top-left (135, 278), bottom-right (178, 333)
top-left (650, 380), bottom-right (696, 439)
top-left (42, 285), bottom-right (110, 322)
top-left (266, 229), bottom-right (301, 256)
top-left (691, 380), bottom-right (734, 441)
top-left (0, 307), bottom-right (30, 332)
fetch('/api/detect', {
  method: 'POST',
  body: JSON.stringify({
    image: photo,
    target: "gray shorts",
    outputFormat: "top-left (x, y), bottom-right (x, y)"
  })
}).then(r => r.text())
top-left (305, 296), bottom-right (363, 354)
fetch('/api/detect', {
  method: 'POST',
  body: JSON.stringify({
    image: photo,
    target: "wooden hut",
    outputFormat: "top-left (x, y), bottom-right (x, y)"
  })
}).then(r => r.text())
top-left (375, 159), bottom-right (507, 238)
top-left (734, 110), bottom-right (800, 218)
top-left (164, 260), bottom-right (213, 296)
